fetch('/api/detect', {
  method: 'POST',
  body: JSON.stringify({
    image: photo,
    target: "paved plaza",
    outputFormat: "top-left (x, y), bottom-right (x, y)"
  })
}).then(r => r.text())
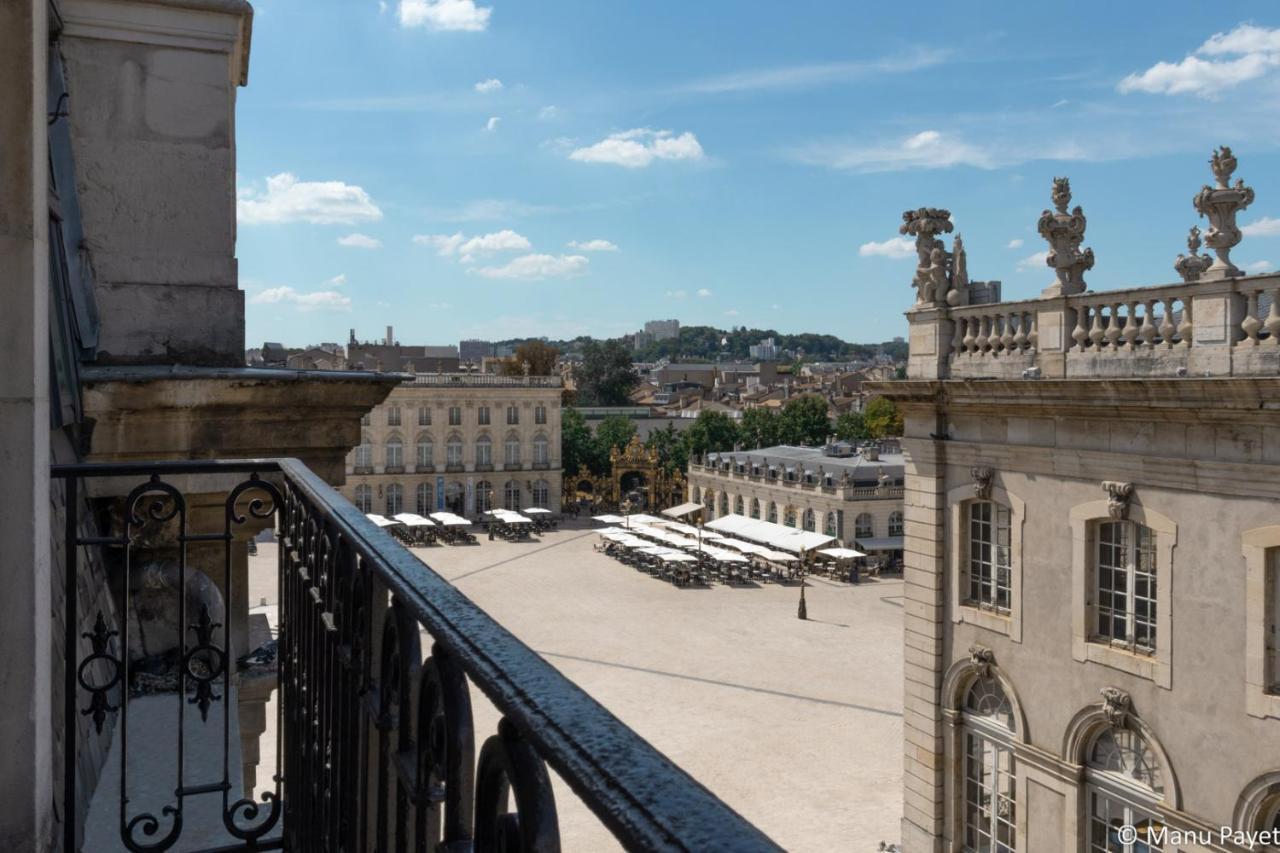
top-left (250, 523), bottom-right (904, 850)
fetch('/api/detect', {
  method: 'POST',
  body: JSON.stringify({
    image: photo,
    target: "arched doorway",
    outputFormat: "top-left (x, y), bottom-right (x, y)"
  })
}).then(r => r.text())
top-left (620, 471), bottom-right (649, 509)
top-left (445, 481), bottom-right (465, 514)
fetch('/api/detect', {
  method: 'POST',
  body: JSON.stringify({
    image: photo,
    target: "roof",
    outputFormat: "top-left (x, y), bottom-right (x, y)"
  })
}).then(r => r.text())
top-left (705, 444), bottom-right (905, 482)
top-left (855, 536), bottom-right (904, 551)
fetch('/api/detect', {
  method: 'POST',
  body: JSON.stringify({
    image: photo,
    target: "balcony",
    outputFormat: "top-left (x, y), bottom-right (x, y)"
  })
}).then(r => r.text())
top-left (55, 459), bottom-right (778, 852)
top-left (385, 464), bottom-right (405, 474)
top-left (532, 461), bottom-right (551, 470)
top-left (415, 463), bottom-right (436, 473)
top-left (445, 463), bottom-right (465, 473)
top-left (475, 462), bottom-right (494, 472)
top-left (353, 465), bottom-right (374, 475)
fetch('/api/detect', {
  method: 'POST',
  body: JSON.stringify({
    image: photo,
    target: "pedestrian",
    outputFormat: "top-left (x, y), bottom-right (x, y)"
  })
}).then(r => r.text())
top-left (850, 561), bottom-right (860, 585)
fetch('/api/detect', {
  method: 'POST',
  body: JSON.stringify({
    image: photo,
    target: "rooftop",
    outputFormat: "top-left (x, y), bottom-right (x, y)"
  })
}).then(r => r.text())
top-left (706, 444), bottom-right (905, 480)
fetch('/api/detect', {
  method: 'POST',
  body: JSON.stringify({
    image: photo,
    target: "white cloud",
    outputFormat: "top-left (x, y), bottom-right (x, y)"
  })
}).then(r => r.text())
top-left (1118, 24), bottom-right (1280, 97)
top-left (1006, 238), bottom-right (1024, 249)
top-left (1245, 260), bottom-right (1274, 273)
top-left (538, 105), bottom-right (561, 120)
top-left (484, 116), bottom-right (501, 132)
top-left (794, 129), bottom-right (997, 173)
top-left (337, 233), bottom-right (382, 249)
top-left (398, 0), bottom-right (490, 31)
top-left (379, 1), bottom-right (388, 12)
top-left (858, 235), bottom-right (917, 259)
top-left (474, 78), bottom-right (503, 93)
top-left (237, 173), bottom-right (382, 225)
top-left (1243, 216), bottom-right (1280, 237)
top-left (323, 273), bottom-right (348, 288)
top-left (724, 309), bottom-right (740, 317)
top-left (567, 239), bottom-right (618, 252)
top-left (414, 229), bottom-right (531, 257)
top-left (1016, 251), bottom-right (1050, 272)
top-left (673, 49), bottom-right (949, 94)
top-left (250, 286), bottom-right (352, 311)
top-left (697, 288), bottom-right (713, 297)
top-left (569, 128), bottom-right (705, 168)
top-left (666, 289), bottom-right (688, 299)
top-left (470, 253), bottom-right (589, 280)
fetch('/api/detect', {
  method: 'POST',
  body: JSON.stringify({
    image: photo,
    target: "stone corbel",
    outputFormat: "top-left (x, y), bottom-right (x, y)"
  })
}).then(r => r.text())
top-left (1100, 686), bottom-right (1131, 729)
top-left (971, 466), bottom-right (994, 501)
top-left (1102, 481), bottom-right (1134, 520)
top-left (969, 644), bottom-right (995, 679)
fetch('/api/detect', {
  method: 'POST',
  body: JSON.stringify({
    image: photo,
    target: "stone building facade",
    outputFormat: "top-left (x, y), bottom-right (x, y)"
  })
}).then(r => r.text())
top-left (686, 443), bottom-right (905, 559)
top-left (343, 374), bottom-right (565, 518)
top-left (874, 156), bottom-right (1280, 851)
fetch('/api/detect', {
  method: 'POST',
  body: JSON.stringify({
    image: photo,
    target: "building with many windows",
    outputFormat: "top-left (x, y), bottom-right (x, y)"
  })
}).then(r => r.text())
top-left (874, 166), bottom-right (1280, 851)
top-left (685, 442), bottom-right (905, 562)
top-left (342, 373), bottom-right (564, 518)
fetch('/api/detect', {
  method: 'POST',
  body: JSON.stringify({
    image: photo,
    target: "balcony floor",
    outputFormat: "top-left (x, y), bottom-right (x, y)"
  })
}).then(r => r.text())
top-left (248, 524), bottom-right (903, 850)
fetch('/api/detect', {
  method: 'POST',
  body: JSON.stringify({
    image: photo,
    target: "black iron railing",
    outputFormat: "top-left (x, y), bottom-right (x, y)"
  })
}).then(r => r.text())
top-left (55, 459), bottom-right (779, 852)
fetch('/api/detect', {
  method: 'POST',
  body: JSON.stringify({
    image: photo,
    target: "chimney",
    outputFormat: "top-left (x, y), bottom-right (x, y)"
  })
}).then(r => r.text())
top-left (865, 445), bottom-right (880, 462)
top-left (386, 325), bottom-right (394, 346)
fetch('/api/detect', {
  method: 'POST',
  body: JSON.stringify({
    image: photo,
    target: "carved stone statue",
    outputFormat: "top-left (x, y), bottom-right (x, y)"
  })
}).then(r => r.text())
top-left (1100, 687), bottom-right (1131, 729)
top-left (1173, 226), bottom-right (1213, 283)
top-left (899, 207), bottom-right (953, 308)
top-left (1102, 481), bottom-right (1134, 520)
top-left (925, 247), bottom-right (949, 306)
top-left (1037, 177), bottom-right (1094, 297)
top-left (968, 644), bottom-right (995, 679)
top-left (971, 466), bottom-right (993, 501)
top-left (947, 233), bottom-right (969, 306)
top-left (1193, 146), bottom-right (1255, 280)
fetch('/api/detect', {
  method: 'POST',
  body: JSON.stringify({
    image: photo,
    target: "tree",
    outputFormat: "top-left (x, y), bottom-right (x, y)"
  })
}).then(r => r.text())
top-left (594, 415), bottom-right (637, 458)
top-left (575, 339), bottom-right (638, 405)
top-left (833, 410), bottom-right (869, 442)
top-left (645, 421), bottom-right (688, 473)
top-left (500, 340), bottom-right (559, 376)
top-left (680, 411), bottom-right (740, 461)
top-left (864, 397), bottom-right (904, 438)
top-left (738, 407), bottom-right (782, 450)
top-left (561, 408), bottom-right (599, 476)
top-left (779, 394), bottom-right (832, 446)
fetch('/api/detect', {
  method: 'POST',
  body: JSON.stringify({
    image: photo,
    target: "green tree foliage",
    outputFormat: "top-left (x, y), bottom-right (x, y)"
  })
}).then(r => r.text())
top-left (645, 421), bottom-right (688, 474)
top-left (560, 408), bottom-right (599, 476)
top-left (778, 394), bottom-right (832, 446)
top-left (594, 415), bottom-right (638, 456)
top-left (575, 339), bottom-right (638, 405)
top-left (680, 411), bottom-right (740, 460)
top-left (499, 340), bottom-right (559, 376)
top-left (864, 397), bottom-right (904, 438)
top-left (833, 410), bottom-right (869, 442)
top-left (738, 407), bottom-right (782, 450)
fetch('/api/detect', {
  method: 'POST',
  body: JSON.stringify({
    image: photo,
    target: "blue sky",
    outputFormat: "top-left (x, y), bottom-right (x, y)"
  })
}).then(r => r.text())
top-left (237, 1), bottom-right (1280, 348)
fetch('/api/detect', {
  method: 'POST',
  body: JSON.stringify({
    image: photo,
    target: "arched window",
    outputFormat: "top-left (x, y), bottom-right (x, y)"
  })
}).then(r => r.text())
top-left (783, 506), bottom-right (797, 528)
top-left (960, 676), bottom-right (1016, 851)
top-left (416, 434), bottom-right (434, 469)
top-left (505, 434), bottom-right (521, 466)
top-left (355, 438), bottom-right (373, 469)
top-left (855, 513), bottom-right (874, 539)
top-left (692, 486), bottom-right (701, 504)
top-left (767, 503), bottom-right (778, 524)
top-left (734, 495), bottom-right (744, 515)
top-left (385, 483), bottom-right (403, 515)
top-left (416, 482), bottom-right (433, 514)
top-left (824, 511), bottom-right (839, 537)
top-left (888, 510), bottom-right (904, 537)
top-left (802, 508), bottom-right (816, 532)
top-left (446, 435), bottom-right (463, 468)
top-left (504, 480), bottom-right (521, 511)
top-left (750, 498), bottom-right (761, 519)
top-left (475, 434), bottom-right (492, 467)
top-left (354, 484), bottom-right (372, 513)
top-left (385, 436), bottom-right (403, 469)
top-left (445, 481), bottom-right (464, 513)
top-left (1094, 520), bottom-right (1158, 654)
top-left (703, 488), bottom-right (714, 507)
top-left (475, 480), bottom-right (494, 513)
top-left (718, 493), bottom-right (729, 516)
top-left (1085, 727), bottom-right (1165, 851)
top-left (533, 479), bottom-right (550, 508)
top-left (966, 500), bottom-right (1012, 614)
top-left (533, 434), bottom-right (549, 465)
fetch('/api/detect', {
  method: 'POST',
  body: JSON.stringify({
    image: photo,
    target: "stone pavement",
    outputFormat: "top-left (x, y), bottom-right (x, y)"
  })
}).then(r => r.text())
top-left (249, 525), bottom-right (904, 850)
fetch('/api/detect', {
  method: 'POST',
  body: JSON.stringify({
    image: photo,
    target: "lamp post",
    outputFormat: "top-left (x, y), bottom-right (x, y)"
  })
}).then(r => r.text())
top-left (797, 547), bottom-right (808, 620)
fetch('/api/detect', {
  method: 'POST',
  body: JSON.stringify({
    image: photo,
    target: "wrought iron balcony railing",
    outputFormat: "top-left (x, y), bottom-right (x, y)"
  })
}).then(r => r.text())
top-left (54, 458), bottom-right (779, 853)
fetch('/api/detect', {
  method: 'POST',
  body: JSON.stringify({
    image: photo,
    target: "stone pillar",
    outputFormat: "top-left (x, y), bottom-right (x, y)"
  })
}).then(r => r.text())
top-left (0, 1), bottom-right (54, 847)
top-left (906, 308), bottom-right (954, 380)
top-left (1189, 279), bottom-right (1245, 376)
top-left (1032, 298), bottom-right (1070, 378)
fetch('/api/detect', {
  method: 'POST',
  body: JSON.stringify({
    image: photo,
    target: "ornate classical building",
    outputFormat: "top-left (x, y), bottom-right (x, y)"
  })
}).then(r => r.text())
top-left (873, 151), bottom-right (1280, 851)
top-left (685, 442), bottom-right (905, 560)
top-left (567, 436), bottom-right (687, 512)
top-left (342, 373), bottom-right (564, 517)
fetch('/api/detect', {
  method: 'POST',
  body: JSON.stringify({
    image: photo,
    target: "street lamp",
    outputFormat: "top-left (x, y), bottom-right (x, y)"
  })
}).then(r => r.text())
top-left (797, 547), bottom-right (808, 620)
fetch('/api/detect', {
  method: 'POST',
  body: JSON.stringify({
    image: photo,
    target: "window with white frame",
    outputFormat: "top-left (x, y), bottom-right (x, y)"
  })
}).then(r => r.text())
top-left (533, 479), bottom-right (549, 508)
top-left (960, 677), bottom-right (1017, 853)
top-left (533, 435), bottom-right (549, 465)
top-left (505, 435), bottom-right (521, 466)
top-left (767, 503), bottom-right (777, 523)
top-left (750, 498), bottom-right (760, 519)
top-left (417, 436), bottom-right (433, 468)
top-left (824, 511), bottom-right (839, 537)
top-left (855, 513), bottom-right (874, 539)
top-left (802, 508), bottom-right (815, 531)
top-left (966, 501), bottom-right (1012, 614)
top-left (418, 405), bottom-right (431, 426)
top-left (387, 405), bottom-right (401, 426)
top-left (476, 481), bottom-right (494, 513)
top-left (354, 484), bottom-right (372, 513)
top-left (1085, 728), bottom-right (1165, 853)
top-left (360, 411), bottom-right (371, 426)
top-left (385, 483), bottom-right (403, 515)
top-left (416, 482), bottom-right (432, 514)
top-left (535, 405), bottom-right (547, 425)
top-left (475, 435), bottom-right (492, 467)
top-left (735, 495), bottom-right (744, 515)
top-left (446, 436), bottom-right (463, 467)
top-left (448, 406), bottom-right (461, 426)
top-left (504, 480), bottom-right (521, 510)
top-left (385, 436), bottom-right (403, 468)
top-left (889, 510), bottom-right (904, 537)
top-left (506, 405), bottom-right (519, 425)
top-left (478, 405), bottom-right (490, 425)
top-left (1094, 521), bottom-right (1158, 655)
top-left (783, 505), bottom-right (796, 527)
top-left (355, 440), bottom-right (373, 469)
top-left (719, 493), bottom-right (729, 517)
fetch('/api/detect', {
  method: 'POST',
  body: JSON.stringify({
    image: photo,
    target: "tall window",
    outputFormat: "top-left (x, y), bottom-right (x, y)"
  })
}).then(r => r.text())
top-left (802, 508), bottom-right (815, 532)
top-left (446, 436), bottom-right (463, 467)
top-left (387, 406), bottom-right (401, 426)
top-left (386, 483), bottom-right (403, 515)
top-left (504, 480), bottom-right (521, 510)
top-left (767, 503), bottom-right (777, 523)
top-left (354, 484), bottom-right (372, 513)
top-left (535, 405), bottom-right (547, 425)
top-left (478, 406), bottom-right (490, 425)
top-left (416, 482), bottom-right (433, 514)
top-left (692, 486), bottom-right (701, 504)
top-left (824, 511), bottom-right (839, 537)
top-left (961, 677), bottom-right (1017, 853)
top-left (417, 435), bottom-right (434, 468)
top-left (445, 482), bottom-right (464, 514)
top-left (505, 435), bottom-right (521, 466)
top-left (418, 406), bottom-right (431, 426)
top-left (385, 437), bottom-right (403, 469)
top-left (750, 498), bottom-right (760, 519)
top-left (449, 406), bottom-right (462, 426)
top-left (533, 480), bottom-right (550, 508)
top-left (355, 440), bottom-right (373, 469)
top-left (889, 510), bottom-right (904, 537)
top-left (360, 412), bottom-right (371, 426)
top-left (967, 501), bottom-right (1012, 614)
top-left (533, 435), bottom-right (549, 465)
top-left (506, 405), bottom-right (519, 425)
top-left (718, 493), bottom-right (728, 517)
top-left (735, 495), bottom-right (744, 515)
top-left (855, 513), bottom-right (874, 539)
top-left (784, 506), bottom-right (797, 527)
top-left (1267, 549), bottom-right (1279, 694)
top-left (1095, 521), bottom-right (1158, 654)
top-left (1085, 728), bottom-right (1165, 853)
top-left (476, 481), bottom-right (494, 513)
top-left (475, 435), bottom-right (492, 467)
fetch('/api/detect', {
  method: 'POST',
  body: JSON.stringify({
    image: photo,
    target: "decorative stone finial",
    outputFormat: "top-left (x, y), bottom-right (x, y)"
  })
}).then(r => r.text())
top-left (969, 644), bottom-right (995, 679)
top-left (1194, 146), bottom-right (1255, 279)
top-left (1102, 481), bottom-right (1134, 520)
top-left (1174, 226), bottom-right (1213, 282)
top-left (949, 233), bottom-right (970, 308)
top-left (1037, 177), bottom-right (1094, 297)
top-left (900, 207), bottom-right (954, 308)
top-left (1100, 687), bottom-right (1131, 729)
top-left (971, 466), bottom-right (994, 501)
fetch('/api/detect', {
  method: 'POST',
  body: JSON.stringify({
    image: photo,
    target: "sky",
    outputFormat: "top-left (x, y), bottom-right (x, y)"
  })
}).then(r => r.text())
top-left (236, 0), bottom-right (1280, 348)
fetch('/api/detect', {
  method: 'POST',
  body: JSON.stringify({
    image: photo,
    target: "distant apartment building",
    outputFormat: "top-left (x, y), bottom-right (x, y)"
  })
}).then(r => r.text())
top-left (343, 373), bottom-right (564, 518)
top-left (633, 319), bottom-right (681, 350)
top-left (347, 326), bottom-right (460, 372)
top-left (749, 337), bottom-right (779, 361)
top-left (460, 338), bottom-right (494, 363)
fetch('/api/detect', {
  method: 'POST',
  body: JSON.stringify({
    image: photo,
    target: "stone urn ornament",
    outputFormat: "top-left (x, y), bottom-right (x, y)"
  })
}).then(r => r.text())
top-left (1173, 226), bottom-right (1212, 283)
top-left (899, 207), bottom-right (953, 308)
top-left (1037, 177), bottom-right (1094, 297)
top-left (1193, 146), bottom-right (1255, 280)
